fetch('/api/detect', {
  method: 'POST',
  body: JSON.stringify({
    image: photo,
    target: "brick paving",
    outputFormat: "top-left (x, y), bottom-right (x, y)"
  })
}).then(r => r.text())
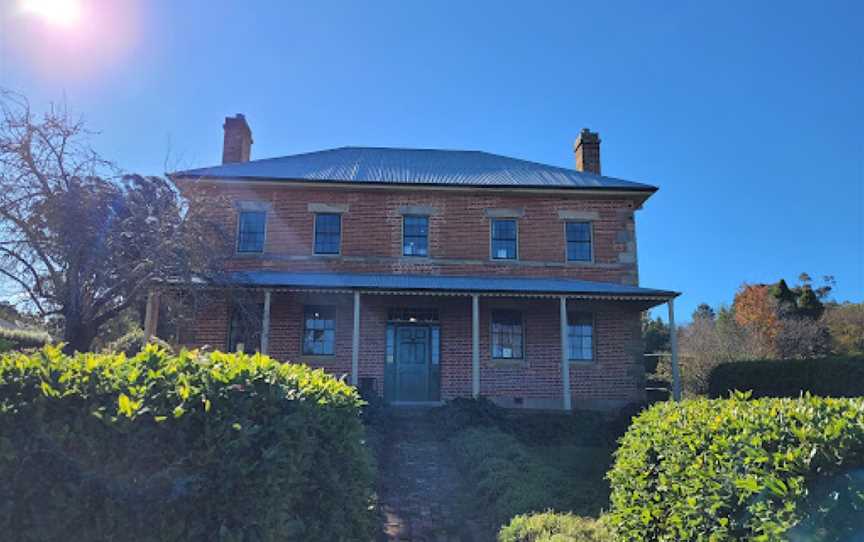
top-left (376, 409), bottom-right (488, 542)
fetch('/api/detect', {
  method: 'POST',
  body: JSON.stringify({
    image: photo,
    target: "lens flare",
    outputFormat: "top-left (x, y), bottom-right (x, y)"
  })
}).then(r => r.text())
top-left (20, 0), bottom-right (82, 27)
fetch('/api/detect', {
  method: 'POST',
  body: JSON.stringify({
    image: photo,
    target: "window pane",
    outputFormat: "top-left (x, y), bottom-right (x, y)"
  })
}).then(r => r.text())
top-left (403, 216), bottom-right (429, 256)
top-left (403, 216), bottom-right (428, 236)
top-left (492, 240), bottom-right (516, 259)
top-left (492, 310), bottom-right (523, 359)
top-left (566, 222), bottom-right (592, 262)
top-left (491, 219), bottom-right (517, 259)
top-left (404, 237), bottom-right (428, 256)
top-left (567, 242), bottom-right (591, 262)
top-left (566, 222), bottom-right (591, 241)
top-left (431, 326), bottom-right (440, 365)
top-left (386, 324), bottom-right (395, 363)
top-left (303, 306), bottom-right (336, 355)
top-left (567, 312), bottom-right (593, 360)
top-left (315, 214), bottom-right (341, 254)
top-left (492, 219), bottom-right (517, 240)
top-left (237, 211), bottom-right (266, 253)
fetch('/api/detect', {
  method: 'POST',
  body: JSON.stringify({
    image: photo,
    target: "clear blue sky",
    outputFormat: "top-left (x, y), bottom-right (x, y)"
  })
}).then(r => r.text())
top-left (2, 0), bottom-right (862, 320)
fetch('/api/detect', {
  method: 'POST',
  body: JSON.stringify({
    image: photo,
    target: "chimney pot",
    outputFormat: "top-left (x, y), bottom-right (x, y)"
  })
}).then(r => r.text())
top-left (574, 128), bottom-right (601, 175)
top-left (222, 114), bottom-right (253, 164)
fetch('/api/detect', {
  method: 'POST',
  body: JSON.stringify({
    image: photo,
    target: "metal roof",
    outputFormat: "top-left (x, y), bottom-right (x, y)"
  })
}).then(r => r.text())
top-left (222, 271), bottom-right (677, 302)
top-left (173, 147), bottom-right (657, 191)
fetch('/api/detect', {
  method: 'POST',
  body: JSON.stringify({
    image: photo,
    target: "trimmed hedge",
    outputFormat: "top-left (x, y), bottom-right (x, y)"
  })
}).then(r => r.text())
top-left (0, 345), bottom-right (376, 541)
top-left (607, 395), bottom-right (864, 541)
top-left (0, 326), bottom-right (51, 352)
top-left (498, 512), bottom-right (611, 542)
top-left (708, 356), bottom-right (864, 398)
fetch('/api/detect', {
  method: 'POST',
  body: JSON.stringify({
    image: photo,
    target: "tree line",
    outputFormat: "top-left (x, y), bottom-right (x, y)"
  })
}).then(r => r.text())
top-left (644, 273), bottom-right (864, 395)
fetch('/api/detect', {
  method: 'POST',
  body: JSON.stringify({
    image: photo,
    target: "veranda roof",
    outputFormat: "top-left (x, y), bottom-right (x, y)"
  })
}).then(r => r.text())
top-left (217, 271), bottom-right (678, 306)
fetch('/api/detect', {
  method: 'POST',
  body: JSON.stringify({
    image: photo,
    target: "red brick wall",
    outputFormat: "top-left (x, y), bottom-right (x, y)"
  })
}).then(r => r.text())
top-left (179, 182), bottom-right (647, 409)
top-left (188, 292), bottom-right (645, 409)
top-left (181, 182), bottom-right (640, 285)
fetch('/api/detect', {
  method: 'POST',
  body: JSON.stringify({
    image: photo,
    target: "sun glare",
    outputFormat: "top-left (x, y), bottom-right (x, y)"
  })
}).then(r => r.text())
top-left (20, 0), bottom-right (82, 27)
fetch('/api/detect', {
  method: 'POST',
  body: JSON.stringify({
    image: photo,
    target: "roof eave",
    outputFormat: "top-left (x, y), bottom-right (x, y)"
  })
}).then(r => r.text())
top-left (171, 174), bottom-right (658, 201)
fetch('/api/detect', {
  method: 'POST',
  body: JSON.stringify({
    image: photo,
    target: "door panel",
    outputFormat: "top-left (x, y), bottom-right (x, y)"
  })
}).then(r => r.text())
top-left (396, 326), bottom-right (430, 401)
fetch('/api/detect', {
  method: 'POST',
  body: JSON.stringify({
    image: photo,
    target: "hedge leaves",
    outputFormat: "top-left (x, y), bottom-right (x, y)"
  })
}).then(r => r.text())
top-left (607, 394), bottom-right (864, 541)
top-left (0, 345), bottom-right (376, 541)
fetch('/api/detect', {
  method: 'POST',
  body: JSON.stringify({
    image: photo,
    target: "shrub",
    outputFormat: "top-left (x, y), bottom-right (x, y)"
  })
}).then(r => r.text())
top-left (498, 512), bottom-right (611, 542)
top-left (450, 427), bottom-right (552, 525)
top-left (429, 397), bottom-right (615, 446)
top-left (607, 395), bottom-right (864, 541)
top-left (427, 396), bottom-right (509, 435)
top-left (0, 326), bottom-right (51, 352)
top-left (0, 345), bottom-right (376, 541)
top-left (708, 356), bottom-right (864, 398)
top-left (102, 327), bottom-right (173, 356)
top-left (450, 427), bottom-right (610, 526)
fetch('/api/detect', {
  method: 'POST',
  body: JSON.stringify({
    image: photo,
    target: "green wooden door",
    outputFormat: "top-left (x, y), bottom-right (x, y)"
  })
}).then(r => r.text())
top-left (395, 326), bottom-right (430, 401)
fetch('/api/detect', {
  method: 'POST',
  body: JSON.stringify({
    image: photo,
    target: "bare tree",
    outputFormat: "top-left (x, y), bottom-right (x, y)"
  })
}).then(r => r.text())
top-left (775, 317), bottom-right (831, 359)
top-left (0, 90), bottom-right (229, 352)
top-left (678, 306), bottom-right (772, 394)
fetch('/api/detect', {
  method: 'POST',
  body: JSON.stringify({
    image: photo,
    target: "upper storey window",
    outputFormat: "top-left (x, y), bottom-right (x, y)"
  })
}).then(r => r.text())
top-left (314, 213), bottom-right (342, 254)
top-left (491, 219), bottom-right (518, 260)
top-left (403, 215), bottom-right (429, 257)
top-left (237, 211), bottom-right (266, 253)
top-left (565, 221), bottom-right (593, 262)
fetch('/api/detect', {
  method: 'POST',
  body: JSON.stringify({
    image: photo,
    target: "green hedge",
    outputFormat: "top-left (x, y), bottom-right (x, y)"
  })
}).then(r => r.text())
top-left (0, 345), bottom-right (376, 541)
top-left (498, 512), bottom-right (611, 542)
top-left (0, 326), bottom-right (51, 352)
top-left (607, 395), bottom-right (864, 541)
top-left (708, 356), bottom-right (864, 398)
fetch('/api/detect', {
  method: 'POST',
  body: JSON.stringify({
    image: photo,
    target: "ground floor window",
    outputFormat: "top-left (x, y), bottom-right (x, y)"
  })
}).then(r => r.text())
top-left (567, 312), bottom-right (594, 361)
top-left (303, 306), bottom-right (336, 355)
top-left (491, 309), bottom-right (523, 359)
top-left (228, 302), bottom-right (262, 353)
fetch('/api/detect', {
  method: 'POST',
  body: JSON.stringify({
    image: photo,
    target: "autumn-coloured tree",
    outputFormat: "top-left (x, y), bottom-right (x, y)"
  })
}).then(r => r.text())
top-left (733, 284), bottom-right (781, 347)
top-left (822, 302), bottom-right (864, 356)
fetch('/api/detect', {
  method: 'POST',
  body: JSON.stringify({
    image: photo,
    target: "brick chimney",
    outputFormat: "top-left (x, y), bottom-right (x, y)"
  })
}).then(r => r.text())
top-left (574, 128), bottom-right (601, 175)
top-left (222, 114), bottom-right (253, 164)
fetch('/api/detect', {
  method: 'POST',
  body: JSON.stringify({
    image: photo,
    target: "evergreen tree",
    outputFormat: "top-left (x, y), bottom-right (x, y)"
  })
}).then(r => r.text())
top-left (769, 279), bottom-right (798, 318)
top-left (796, 284), bottom-right (825, 320)
top-left (692, 303), bottom-right (716, 322)
top-left (642, 316), bottom-right (670, 353)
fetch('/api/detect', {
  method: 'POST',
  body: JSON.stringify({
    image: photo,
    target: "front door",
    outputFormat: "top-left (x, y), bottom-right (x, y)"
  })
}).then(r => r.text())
top-left (395, 326), bottom-right (431, 401)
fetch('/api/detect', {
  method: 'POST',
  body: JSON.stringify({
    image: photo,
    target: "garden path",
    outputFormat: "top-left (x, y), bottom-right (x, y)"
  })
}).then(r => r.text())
top-left (376, 408), bottom-right (489, 542)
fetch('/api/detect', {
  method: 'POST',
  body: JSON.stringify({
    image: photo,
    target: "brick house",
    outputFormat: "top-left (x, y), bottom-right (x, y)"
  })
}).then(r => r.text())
top-left (157, 115), bottom-right (680, 410)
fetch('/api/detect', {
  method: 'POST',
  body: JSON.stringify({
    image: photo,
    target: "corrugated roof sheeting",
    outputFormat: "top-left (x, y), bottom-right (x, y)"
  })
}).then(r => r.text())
top-left (174, 147), bottom-right (656, 191)
top-left (223, 271), bottom-right (678, 300)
